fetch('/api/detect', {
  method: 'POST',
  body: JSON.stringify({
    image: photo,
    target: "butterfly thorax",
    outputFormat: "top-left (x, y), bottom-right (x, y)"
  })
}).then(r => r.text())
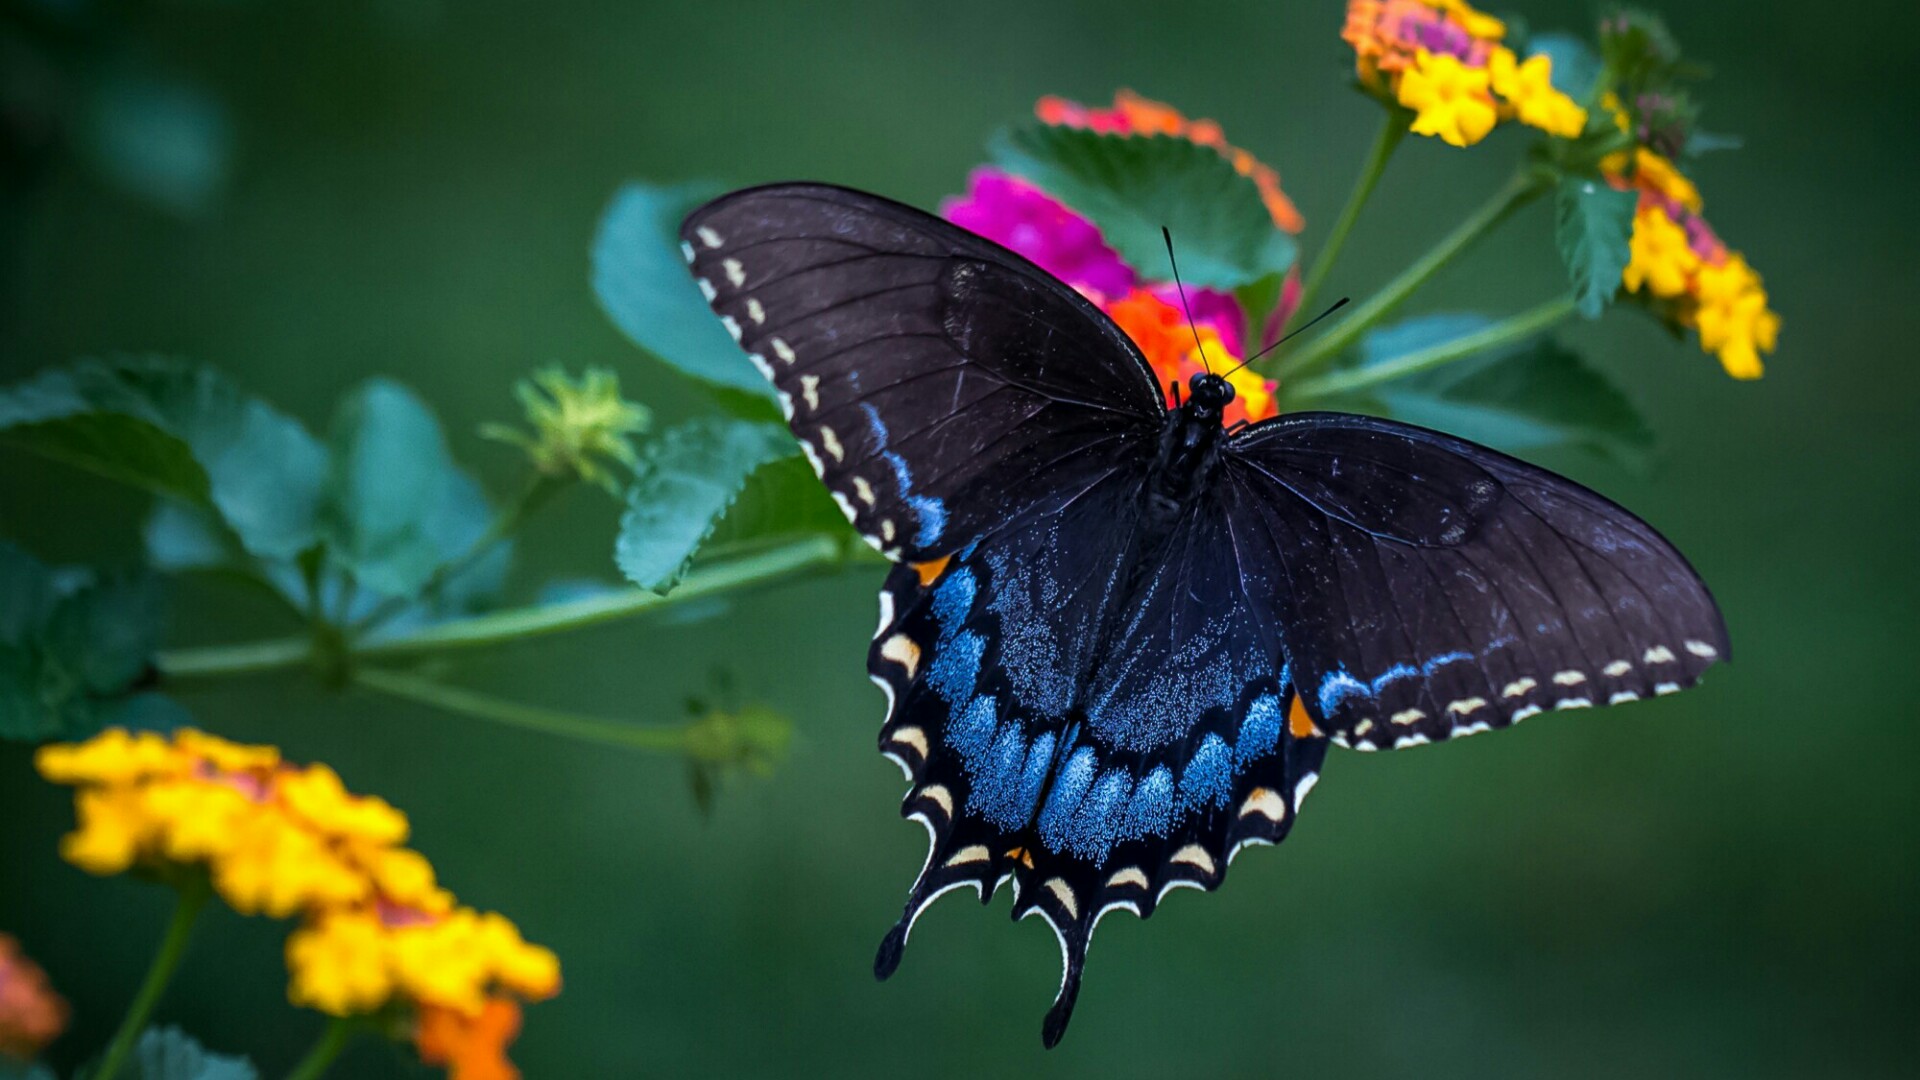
top-left (1145, 374), bottom-right (1234, 524)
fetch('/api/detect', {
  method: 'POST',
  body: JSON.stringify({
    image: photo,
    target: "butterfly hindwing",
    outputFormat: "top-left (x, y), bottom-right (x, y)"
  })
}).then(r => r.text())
top-left (1224, 412), bottom-right (1729, 748)
top-left (680, 183), bottom-right (1163, 561)
top-left (866, 465), bottom-right (1331, 1045)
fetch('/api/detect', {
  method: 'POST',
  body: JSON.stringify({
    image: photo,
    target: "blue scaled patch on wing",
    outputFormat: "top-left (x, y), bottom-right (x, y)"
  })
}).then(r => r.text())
top-left (926, 630), bottom-right (983, 705)
top-left (859, 400), bottom-right (947, 548)
top-left (1038, 747), bottom-right (1098, 851)
top-left (1316, 649), bottom-right (1488, 718)
top-left (1235, 693), bottom-right (1283, 766)
top-left (930, 566), bottom-right (976, 633)
top-left (949, 694), bottom-right (998, 761)
top-left (1125, 765), bottom-right (1175, 839)
top-left (1176, 734), bottom-right (1234, 812)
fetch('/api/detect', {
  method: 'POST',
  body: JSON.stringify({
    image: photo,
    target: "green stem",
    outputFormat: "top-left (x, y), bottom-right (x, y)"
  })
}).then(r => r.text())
top-left (93, 878), bottom-right (211, 1080)
top-left (1285, 110), bottom-right (1407, 338)
top-left (282, 1017), bottom-right (357, 1080)
top-left (1281, 170), bottom-right (1550, 380)
top-left (354, 474), bottom-right (567, 635)
top-left (1289, 294), bottom-right (1578, 401)
top-left (154, 535), bottom-right (848, 682)
top-left (354, 667), bottom-right (690, 751)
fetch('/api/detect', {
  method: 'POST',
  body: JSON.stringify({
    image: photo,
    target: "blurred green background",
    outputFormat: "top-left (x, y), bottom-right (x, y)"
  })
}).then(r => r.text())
top-left (3, 0), bottom-right (1915, 1076)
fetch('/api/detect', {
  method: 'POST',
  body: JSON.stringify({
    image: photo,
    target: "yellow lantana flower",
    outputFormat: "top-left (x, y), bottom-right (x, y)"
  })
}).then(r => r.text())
top-left (287, 908), bottom-right (396, 1016)
top-left (1488, 48), bottom-right (1588, 138)
top-left (1398, 50), bottom-right (1499, 148)
top-left (40, 727), bottom-right (563, 1078)
top-left (1693, 255), bottom-right (1778, 380)
top-left (1622, 205), bottom-right (1699, 298)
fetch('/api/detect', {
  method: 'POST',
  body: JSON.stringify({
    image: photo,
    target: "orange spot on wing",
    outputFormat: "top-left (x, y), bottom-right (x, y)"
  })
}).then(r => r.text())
top-left (1007, 846), bottom-right (1035, 869)
top-left (1288, 695), bottom-right (1320, 739)
top-left (913, 555), bottom-right (952, 587)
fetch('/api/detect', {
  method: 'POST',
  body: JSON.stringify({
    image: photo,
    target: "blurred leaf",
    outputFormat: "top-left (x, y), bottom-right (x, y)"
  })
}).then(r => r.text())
top-left (82, 71), bottom-right (232, 217)
top-left (616, 418), bottom-right (796, 593)
top-left (0, 357), bottom-right (328, 559)
top-left (0, 1061), bottom-right (57, 1080)
top-left (592, 180), bottom-right (779, 411)
top-left (1357, 313), bottom-right (1655, 467)
top-left (42, 572), bottom-right (162, 694)
top-left (0, 542), bottom-right (163, 742)
top-left (143, 501), bottom-right (239, 574)
top-left (988, 124), bottom-right (1296, 290)
top-left (100, 692), bottom-right (193, 734)
top-left (116, 1026), bottom-right (258, 1080)
top-left (323, 379), bottom-right (508, 603)
top-left (1528, 32), bottom-right (1603, 103)
top-left (1554, 178), bottom-right (1638, 319)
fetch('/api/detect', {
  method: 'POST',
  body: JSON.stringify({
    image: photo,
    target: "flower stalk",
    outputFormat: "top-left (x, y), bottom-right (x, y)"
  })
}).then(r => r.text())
top-left (1288, 293), bottom-right (1578, 401)
top-left (156, 535), bottom-right (851, 683)
top-left (1280, 169), bottom-right (1550, 379)
top-left (353, 667), bottom-right (691, 752)
top-left (282, 1016), bottom-right (357, 1080)
top-left (1285, 109), bottom-right (1408, 337)
top-left (92, 877), bottom-right (211, 1080)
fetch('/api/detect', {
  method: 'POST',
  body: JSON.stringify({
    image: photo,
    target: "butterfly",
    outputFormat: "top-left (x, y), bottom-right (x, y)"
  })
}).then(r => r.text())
top-left (679, 183), bottom-right (1728, 1047)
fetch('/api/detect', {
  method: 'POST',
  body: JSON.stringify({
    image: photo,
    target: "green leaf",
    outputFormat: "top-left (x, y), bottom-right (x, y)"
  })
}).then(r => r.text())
top-left (988, 124), bottom-right (1296, 291)
top-left (0, 357), bottom-right (327, 559)
top-left (592, 180), bottom-right (780, 412)
top-left (701, 454), bottom-right (850, 560)
top-left (1528, 32), bottom-right (1604, 103)
top-left (323, 379), bottom-right (508, 602)
top-left (1357, 313), bottom-right (1654, 466)
top-left (120, 1026), bottom-right (259, 1080)
top-left (1553, 178), bottom-right (1638, 319)
top-left (616, 419), bottom-right (796, 594)
top-left (0, 542), bottom-right (166, 742)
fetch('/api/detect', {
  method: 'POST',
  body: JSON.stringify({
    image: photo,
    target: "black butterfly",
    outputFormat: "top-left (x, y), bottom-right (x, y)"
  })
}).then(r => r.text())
top-left (680, 183), bottom-right (1728, 1047)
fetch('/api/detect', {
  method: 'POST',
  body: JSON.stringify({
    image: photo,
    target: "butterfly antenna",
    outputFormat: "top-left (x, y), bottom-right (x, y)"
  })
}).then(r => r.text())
top-left (1161, 226), bottom-right (1213, 375)
top-left (1219, 296), bottom-right (1351, 380)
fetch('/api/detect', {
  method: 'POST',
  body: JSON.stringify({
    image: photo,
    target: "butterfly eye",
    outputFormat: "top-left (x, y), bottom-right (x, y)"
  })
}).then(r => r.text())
top-left (1189, 373), bottom-right (1235, 409)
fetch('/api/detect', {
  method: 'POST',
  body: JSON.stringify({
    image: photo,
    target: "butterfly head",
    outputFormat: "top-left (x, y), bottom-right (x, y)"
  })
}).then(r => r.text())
top-left (1187, 372), bottom-right (1236, 418)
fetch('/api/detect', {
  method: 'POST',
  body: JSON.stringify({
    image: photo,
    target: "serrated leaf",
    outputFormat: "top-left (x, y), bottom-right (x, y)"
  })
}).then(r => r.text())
top-left (701, 454), bottom-right (850, 560)
top-left (119, 1026), bottom-right (259, 1080)
top-left (1554, 178), bottom-right (1638, 319)
top-left (988, 124), bottom-right (1296, 291)
top-left (323, 379), bottom-right (508, 603)
top-left (616, 419), bottom-right (796, 594)
top-left (0, 357), bottom-right (327, 559)
top-left (1356, 313), bottom-right (1654, 467)
top-left (592, 180), bottom-right (780, 412)
top-left (1528, 32), bottom-right (1604, 103)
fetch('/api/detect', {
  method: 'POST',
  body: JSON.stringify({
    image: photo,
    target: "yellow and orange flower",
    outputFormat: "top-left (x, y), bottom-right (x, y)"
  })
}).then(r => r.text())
top-left (1102, 289), bottom-right (1277, 426)
top-left (37, 727), bottom-right (561, 1079)
top-left (1600, 102), bottom-right (1778, 379)
top-left (0, 934), bottom-right (67, 1062)
top-left (1344, 0), bottom-right (1588, 146)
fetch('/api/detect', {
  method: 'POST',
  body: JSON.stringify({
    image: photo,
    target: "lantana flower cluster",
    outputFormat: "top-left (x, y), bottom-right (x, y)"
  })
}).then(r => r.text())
top-left (1343, 0), bottom-right (1588, 146)
top-left (0, 933), bottom-right (67, 1063)
top-left (37, 728), bottom-right (560, 1079)
top-left (942, 92), bottom-right (1296, 425)
top-left (1601, 100), bottom-right (1778, 379)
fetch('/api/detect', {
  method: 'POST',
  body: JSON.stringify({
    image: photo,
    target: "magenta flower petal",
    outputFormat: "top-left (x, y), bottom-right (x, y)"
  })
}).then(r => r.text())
top-left (940, 168), bottom-right (1136, 297)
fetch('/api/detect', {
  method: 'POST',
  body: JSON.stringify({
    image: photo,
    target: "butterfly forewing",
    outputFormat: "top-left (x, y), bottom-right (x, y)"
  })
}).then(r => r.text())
top-left (1225, 412), bottom-right (1729, 748)
top-left (680, 183), bottom-right (1163, 562)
